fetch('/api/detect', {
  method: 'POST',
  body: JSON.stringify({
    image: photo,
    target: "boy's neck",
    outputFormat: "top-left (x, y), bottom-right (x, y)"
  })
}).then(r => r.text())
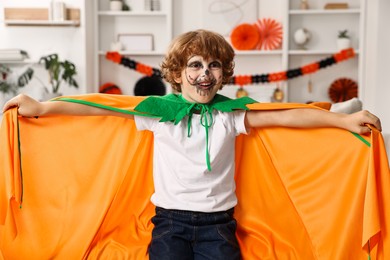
top-left (178, 93), bottom-right (216, 105)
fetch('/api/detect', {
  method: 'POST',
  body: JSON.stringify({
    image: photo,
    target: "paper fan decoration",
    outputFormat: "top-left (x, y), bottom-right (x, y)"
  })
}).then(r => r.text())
top-left (230, 23), bottom-right (260, 50)
top-left (328, 78), bottom-right (358, 103)
top-left (255, 18), bottom-right (283, 50)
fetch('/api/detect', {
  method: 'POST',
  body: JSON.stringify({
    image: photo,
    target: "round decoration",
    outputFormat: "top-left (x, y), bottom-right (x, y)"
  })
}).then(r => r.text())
top-left (99, 82), bottom-right (123, 94)
top-left (236, 87), bottom-right (249, 98)
top-left (293, 28), bottom-right (311, 49)
top-left (134, 76), bottom-right (166, 96)
top-left (230, 23), bottom-right (260, 50)
top-left (328, 78), bottom-right (358, 103)
top-left (272, 86), bottom-right (284, 102)
top-left (255, 18), bottom-right (283, 50)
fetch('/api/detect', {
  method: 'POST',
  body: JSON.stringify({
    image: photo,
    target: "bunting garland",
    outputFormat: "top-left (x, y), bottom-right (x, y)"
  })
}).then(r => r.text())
top-left (105, 48), bottom-right (355, 87)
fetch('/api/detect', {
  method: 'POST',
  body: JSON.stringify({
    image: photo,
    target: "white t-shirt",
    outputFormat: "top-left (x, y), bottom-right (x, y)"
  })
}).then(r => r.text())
top-left (134, 110), bottom-right (248, 212)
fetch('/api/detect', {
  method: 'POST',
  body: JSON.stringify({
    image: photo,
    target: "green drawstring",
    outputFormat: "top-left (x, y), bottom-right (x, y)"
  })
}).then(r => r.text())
top-left (199, 105), bottom-right (213, 171)
top-left (367, 240), bottom-right (371, 260)
top-left (182, 97), bottom-right (214, 171)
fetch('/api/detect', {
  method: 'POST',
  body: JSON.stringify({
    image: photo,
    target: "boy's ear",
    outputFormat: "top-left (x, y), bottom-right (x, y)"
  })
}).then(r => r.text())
top-left (173, 74), bottom-right (182, 84)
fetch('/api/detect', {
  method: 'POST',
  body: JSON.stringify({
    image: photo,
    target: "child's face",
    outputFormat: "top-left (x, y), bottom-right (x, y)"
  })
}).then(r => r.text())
top-left (175, 55), bottom-right (223, 104)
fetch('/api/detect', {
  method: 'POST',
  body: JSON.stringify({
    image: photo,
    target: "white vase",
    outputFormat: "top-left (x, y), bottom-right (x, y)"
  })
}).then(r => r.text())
top-left (110, 1), bottom-right (123, 11)
top-left (337, 38), bottom-right (351, 51)
top-left (50, 1), bottom-right (67, 21)
top-left (110, 41), bottom-right (123, 51)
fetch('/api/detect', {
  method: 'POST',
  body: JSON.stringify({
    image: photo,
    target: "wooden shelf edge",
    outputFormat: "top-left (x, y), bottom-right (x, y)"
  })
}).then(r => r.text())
top-left (98, 11), bottom-right (168, 16)
top-left (235, 50), bottom-right (283, 55)
top-left (0, 59), bottom-right (38, 64)
top-left (289, 9), bottom-right (361, 15)
top-left (288, 49), bottom-right (360, 55)
top-left (98, 50), bottom-right (165, 56)
top-left (4, 19), bottom-right (80, 27)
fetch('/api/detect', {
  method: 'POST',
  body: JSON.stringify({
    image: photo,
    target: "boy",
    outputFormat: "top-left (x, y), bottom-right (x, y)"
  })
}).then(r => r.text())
top-left (2, 29), bottom-right (382, 259)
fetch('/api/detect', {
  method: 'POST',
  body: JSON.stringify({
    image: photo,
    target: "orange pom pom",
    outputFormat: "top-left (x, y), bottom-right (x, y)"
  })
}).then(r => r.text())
top-left (301, 63), bottom-right (319, 74)
top-left (99, 82), bottom-right (123, 94)
top-left (136, 63), bottom-right (153, 76)
top-left (268, 72), bottom-right (287, 82)
top-left (230, 23), bottom-right (260, 51)
top-left (105, 52), bottom-right (122, 64)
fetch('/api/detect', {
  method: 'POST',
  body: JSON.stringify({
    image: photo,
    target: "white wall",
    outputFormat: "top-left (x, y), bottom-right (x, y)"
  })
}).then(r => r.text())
top-left (374, 0), bottom-right (390, 137)
top-left (364, 0), bottom-right (390, 140)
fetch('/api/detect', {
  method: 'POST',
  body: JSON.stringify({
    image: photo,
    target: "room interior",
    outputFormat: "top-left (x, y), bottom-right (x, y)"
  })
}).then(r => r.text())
top-left (1, 1), bottom-right (390, 258)
top-left (0, 0), bottom-right (389, 153)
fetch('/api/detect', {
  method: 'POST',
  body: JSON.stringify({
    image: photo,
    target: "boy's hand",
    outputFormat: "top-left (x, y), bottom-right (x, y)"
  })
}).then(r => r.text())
top-left (2, 94), bottom-right (43, 118)
top-left (345, 110), bottom-right (382, 134)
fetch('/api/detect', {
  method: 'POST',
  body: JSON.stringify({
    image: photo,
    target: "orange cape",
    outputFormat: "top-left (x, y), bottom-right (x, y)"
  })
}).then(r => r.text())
top-left (1, 94), bottom-right (389, 259)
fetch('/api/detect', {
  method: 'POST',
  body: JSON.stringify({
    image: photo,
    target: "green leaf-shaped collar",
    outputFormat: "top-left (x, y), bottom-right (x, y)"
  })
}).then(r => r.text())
top-left (135, 94), bottom-right (257, 171)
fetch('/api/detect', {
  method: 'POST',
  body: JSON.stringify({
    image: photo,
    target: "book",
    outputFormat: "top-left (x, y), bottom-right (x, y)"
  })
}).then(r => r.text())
top-left (0, 49), bottom-right (29, 61)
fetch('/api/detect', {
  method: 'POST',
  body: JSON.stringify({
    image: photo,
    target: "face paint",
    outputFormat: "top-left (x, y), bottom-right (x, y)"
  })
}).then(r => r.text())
top-left (185, 58), bottom-right (222, 97)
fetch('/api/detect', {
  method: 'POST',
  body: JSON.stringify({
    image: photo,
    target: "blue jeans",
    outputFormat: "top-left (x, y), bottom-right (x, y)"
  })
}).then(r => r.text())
top-left (148, 207), bottom-right (241, 260)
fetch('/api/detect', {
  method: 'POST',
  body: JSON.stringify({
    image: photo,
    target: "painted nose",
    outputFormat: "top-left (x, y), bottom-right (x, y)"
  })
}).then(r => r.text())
top-left (204, 69), bottom-right (210, 76)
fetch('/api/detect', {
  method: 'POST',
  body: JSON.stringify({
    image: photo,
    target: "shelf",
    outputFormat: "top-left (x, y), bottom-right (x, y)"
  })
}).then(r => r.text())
top-left (288, 49), bottom-right (360, 55)
top-left (0, 59), bottom-right (37, 64)
top-left (99, 50), bottom-right (165, 56)
top-left (4, 19), bottom-right (80, 26)
top-left (289, 9), bottom-right (361, 15)
top-left (99, 50), bottom-right (284, 57)
top-left (3, 7), bottom-right (80, 26)
top-left (98, 11), bottom-right (168, 16)
top-left (235, 50), bottom-right (283, 55)
top-left (95, 0), bottom-right (173, 92)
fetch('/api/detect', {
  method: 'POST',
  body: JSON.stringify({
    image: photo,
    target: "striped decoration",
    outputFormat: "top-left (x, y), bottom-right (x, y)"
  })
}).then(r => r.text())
top-left (105, 48), bottom-right (355, 87)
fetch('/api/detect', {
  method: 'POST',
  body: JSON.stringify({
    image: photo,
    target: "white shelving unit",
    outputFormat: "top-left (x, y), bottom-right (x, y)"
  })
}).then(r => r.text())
top-left (93, 0), bottom-right (172, 93)
top-left (92, 0), bottom-right (365, 102)
top-left (285, 0), bottom-right (365, 103)
top-left (222, 0), bottom-right (365, 103)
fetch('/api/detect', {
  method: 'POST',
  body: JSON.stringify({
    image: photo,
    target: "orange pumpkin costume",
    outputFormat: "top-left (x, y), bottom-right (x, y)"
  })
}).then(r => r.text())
top-left (0, 94), bottom-right (389, 259)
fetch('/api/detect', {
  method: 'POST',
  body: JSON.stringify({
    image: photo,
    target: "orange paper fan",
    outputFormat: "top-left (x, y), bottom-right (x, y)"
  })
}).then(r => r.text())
top-left (230, 23), bottom-right (260, 51)
top-left (255, 18), bottom-right (283, 50)
top-left (328, 78), bottom-right (358, 103)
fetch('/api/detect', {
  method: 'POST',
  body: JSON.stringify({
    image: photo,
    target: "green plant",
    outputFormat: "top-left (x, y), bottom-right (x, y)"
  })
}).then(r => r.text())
top-left (0, 64), bottom-right (34, 94)
top-left (338, 30), bottom-right (350, 39)
top-left (39, 54), bottom-right (78, 94)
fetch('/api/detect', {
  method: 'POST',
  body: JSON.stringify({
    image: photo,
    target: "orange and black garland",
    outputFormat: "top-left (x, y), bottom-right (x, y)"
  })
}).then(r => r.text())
top-left (106, 48), bottom-right (355, 86)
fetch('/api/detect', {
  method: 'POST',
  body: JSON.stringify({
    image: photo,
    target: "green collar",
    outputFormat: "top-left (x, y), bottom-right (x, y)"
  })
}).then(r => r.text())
top-left (135, 94), bottom-right (257, 171)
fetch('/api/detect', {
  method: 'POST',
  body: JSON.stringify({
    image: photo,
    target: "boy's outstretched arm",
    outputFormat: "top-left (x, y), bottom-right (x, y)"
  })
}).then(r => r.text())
top-left (2, 93), bottom-right (134, 119)
top-left (245, 108), bottom-right (382, 134)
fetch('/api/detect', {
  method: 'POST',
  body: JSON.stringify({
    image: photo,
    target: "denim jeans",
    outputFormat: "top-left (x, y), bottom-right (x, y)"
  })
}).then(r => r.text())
top-left (148, 207), bottom-right (241, 260)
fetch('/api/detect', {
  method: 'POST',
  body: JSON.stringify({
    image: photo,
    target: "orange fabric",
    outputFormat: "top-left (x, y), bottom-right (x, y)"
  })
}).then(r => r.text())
top-left (1, 94), bottom-right (389, 259)
top-left (308, 101), bottom-right (332, 110)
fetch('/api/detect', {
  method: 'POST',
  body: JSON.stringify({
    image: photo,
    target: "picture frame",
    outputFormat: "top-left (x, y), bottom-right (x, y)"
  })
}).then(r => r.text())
top-left (118, 33), bottom-right (154, 51)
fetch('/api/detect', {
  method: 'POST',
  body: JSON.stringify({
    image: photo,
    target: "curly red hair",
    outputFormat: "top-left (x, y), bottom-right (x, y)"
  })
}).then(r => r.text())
top-left (161, 29), bottom-right (235, 92)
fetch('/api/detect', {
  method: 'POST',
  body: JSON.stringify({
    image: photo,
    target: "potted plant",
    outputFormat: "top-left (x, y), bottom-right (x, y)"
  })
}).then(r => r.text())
top-left (337, 30), bottom-right (351, 51)
top-left (110, 0), bottom-right (123, 11)
top-left (0, 64), bottom-right (34, 106)
top-left (39, 53), bottom-right (78, 99)
top-left (110, 0), bottom-right (130, 11)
